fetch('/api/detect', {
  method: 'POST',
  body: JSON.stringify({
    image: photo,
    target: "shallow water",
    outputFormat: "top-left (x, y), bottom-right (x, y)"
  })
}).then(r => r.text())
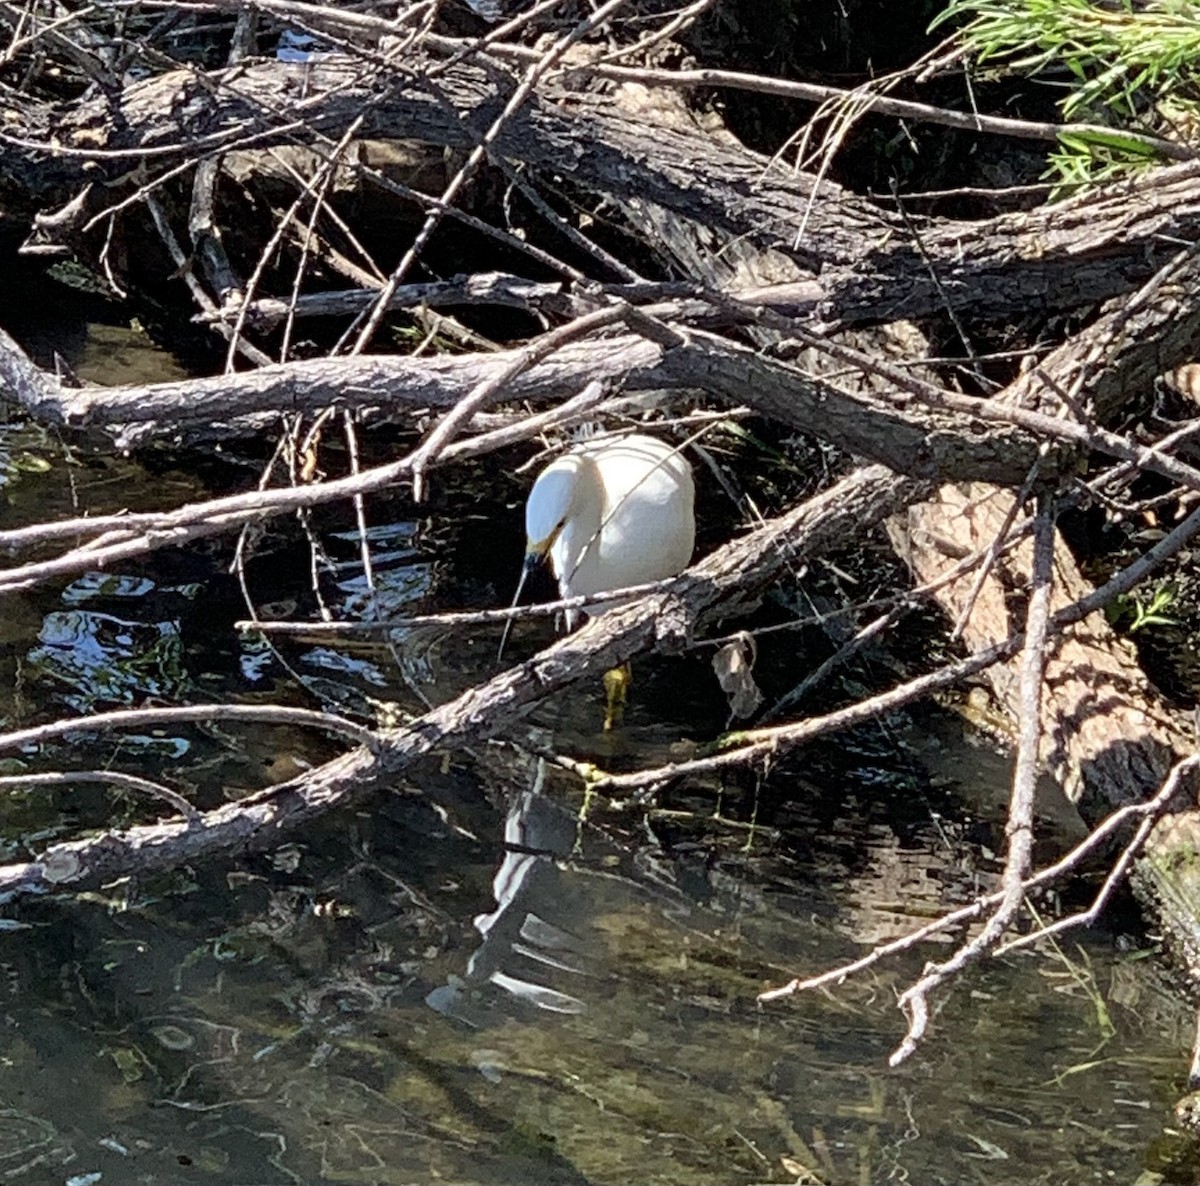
top-left (0, 292), bottom-right (1196, 1185)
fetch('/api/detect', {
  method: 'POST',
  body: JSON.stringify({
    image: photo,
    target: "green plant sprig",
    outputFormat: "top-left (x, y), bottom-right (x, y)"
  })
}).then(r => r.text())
top-left (934, 0), bottom-right (1200, 190)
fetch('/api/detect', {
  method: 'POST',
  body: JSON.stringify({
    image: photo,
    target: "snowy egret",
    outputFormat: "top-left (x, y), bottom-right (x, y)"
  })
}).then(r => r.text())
top-left (499, 432), bottom-right (696, 727)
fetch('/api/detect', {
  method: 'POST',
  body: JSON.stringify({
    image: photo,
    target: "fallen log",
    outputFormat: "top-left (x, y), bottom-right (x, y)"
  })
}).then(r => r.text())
top-left (4, 53), bottom-right (1200, 326)
top-left (3, 319), bottom-right (1046, 478)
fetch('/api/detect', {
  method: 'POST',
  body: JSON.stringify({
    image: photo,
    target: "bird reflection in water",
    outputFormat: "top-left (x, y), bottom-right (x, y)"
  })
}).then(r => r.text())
top-left (425, 776), bottom-right (589, 1025)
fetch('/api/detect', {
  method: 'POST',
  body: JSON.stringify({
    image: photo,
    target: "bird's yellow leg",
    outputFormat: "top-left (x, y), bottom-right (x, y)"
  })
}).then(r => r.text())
top-left (602, 662), bottom-right (632, 731)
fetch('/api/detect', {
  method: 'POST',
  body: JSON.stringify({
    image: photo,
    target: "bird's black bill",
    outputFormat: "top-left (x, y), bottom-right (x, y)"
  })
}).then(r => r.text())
top-left (497, 551), bottom-right (542, 662)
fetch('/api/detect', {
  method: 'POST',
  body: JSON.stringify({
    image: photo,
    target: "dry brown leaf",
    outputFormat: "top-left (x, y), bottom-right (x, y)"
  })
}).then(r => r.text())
top-left (712, 631), bottom-right (763, 721)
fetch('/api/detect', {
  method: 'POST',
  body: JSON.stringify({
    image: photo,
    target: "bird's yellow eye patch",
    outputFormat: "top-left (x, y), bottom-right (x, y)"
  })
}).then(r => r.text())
top-left (527, 521), bottom-right (563, 558)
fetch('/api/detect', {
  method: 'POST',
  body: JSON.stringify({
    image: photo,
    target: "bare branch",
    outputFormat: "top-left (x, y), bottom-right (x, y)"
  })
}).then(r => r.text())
top-left (0, 703), bottom-right (377, 754)
top-left (890, 496), bottom-right (1056, 1066)
top-left (758, 752), bottom-right (1199, 1003)
top-left (0, 770), bottom-right (203, 825)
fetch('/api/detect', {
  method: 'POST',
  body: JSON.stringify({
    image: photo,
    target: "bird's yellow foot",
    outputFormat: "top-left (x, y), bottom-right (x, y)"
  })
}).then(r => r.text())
top-left (602, 662), bottom-right (632, 731)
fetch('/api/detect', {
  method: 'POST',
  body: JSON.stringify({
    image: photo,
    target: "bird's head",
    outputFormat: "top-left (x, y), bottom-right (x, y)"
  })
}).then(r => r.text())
top-left (497, 454), bottom-right (584, 662)
top-left (524, 458), bottom-right (580, 559)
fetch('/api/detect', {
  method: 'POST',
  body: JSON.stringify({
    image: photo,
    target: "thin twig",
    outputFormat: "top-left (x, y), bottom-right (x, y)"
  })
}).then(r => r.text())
top-left (995, 753), bottom-right (1193, 956)
top-left (890, 495), bottom-right (1057, 1066)
top-left (950, 455), bottom-right (1045, 642)
top-left (758, 751), bottom-right (1200, 1003)
top-left (759, 605), bottom-right (908, 723)
top-left (0, 770), bottom-right (203, 825)
top-left (453, 40), bottom-right (1195, 161)
top-left (408, 304), bottom-right (628, 499)
top-left (0, 704), bottom-right (376, 753)
top-left (144, 194), bottom-right (272, 367)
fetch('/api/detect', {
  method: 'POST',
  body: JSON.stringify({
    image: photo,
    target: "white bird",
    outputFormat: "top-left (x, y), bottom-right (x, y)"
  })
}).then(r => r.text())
top-left (499, 432), bottom-right (695, 723)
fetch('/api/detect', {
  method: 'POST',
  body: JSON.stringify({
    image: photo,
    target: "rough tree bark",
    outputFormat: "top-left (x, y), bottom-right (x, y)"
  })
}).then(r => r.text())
top-left (5, 53), bottom-right (1200, 323)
